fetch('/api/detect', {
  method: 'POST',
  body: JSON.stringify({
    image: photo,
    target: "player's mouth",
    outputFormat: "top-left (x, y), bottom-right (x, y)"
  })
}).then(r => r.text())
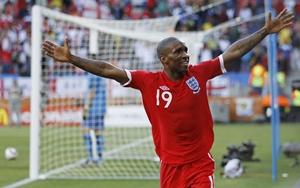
top-left (182, 61), bottom-right (189, 67)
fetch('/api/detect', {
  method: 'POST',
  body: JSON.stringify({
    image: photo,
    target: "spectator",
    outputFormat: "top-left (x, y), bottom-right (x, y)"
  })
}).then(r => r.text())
top-left (198, 42), bottom-right (212, 62)
top-left (81, 0), bottom-right (100, 19)
top-left (1, 0), bottom-right (300, 82)
top-left (292, 88), bottom-right (300, 107)
top-left (249, 62), bottom-right (267, 96)
top-left (1, 31), bottom-right (13, 73)
top-left (290, 45), bottom-right (300, 71)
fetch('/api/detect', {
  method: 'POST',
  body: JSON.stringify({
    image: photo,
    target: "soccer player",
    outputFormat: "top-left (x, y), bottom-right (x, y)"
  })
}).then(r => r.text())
top-left (43, 9), bottom-right (293, 188)
top-left (82, 73), bottom-right (106, 165)
top-left (8, 79), bottom-right (23, 127)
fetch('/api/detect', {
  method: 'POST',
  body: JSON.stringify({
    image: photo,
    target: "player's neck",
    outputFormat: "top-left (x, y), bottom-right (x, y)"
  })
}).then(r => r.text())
top-left (163, 69), bottom-right (185, 82)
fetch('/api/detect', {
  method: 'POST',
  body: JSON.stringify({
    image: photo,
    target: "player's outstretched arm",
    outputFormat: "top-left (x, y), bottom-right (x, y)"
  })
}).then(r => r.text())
top-left (222, 8), bottom-right (293, 70)
top-left (42, 38), bottom-right (129, 85)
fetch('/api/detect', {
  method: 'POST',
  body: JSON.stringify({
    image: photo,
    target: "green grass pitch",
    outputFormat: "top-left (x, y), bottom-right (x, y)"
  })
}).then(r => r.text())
top-left (1, 123), bottom-right (300, 188)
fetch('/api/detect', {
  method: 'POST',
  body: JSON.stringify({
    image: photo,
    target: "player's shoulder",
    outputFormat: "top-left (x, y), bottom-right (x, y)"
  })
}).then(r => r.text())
top-left (191, 57), bottom-right (220, 70)
top-left (187, 62), bottom-right (210, 78)
top-left (130, 70), bottom-right (161, 87)
top-left (131, 70), bottom-right (160, 78)
top-left (187, 64), bottom-right (202, 72)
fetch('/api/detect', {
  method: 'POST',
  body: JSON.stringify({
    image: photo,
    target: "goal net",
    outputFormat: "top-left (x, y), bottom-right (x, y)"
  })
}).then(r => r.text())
top-left (30, 5), bottom-right (193, 180)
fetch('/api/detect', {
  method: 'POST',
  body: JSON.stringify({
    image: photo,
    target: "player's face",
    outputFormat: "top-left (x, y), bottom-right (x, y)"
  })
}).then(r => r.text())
top-left (164, 41), bottom-right (190, 75)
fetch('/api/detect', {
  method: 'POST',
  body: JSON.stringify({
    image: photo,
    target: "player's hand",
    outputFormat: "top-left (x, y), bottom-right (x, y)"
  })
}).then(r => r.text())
top-left (42, 37), bottom-right (71, 62)
top-left (265, 8), bottom-right (293, 34)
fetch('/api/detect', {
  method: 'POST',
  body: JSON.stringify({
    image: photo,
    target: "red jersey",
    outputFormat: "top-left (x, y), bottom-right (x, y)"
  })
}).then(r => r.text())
top-left (124, 56), bottom-right (226, 164)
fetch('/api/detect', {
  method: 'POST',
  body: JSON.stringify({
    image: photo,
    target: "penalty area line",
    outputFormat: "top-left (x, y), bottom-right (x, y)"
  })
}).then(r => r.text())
top-left (3, 178), bottom-right (37, 188)
top-left (29, 136), bottom-right (153, 180)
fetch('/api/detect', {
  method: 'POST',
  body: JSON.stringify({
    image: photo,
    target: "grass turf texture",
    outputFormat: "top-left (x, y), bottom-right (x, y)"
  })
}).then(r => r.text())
top-left (0, 123), bottom-right (299, 188)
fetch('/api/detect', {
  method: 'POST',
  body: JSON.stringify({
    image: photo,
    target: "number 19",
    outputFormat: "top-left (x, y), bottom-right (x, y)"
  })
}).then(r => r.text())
top-left (156, 89), bottom-right (172, 108)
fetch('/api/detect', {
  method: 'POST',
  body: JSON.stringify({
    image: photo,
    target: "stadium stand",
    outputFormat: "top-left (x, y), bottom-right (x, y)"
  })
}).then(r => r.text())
top-left (1, 0), bottom-right (300, 75)
top-left (1, 0), bottom-right (300, 121)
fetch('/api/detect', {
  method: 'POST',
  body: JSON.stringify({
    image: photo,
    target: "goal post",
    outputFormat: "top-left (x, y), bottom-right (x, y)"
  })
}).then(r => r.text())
top-left (30, 5), bottom-right (200, 180)
top-left (30, 5), bottom-right (42, 180)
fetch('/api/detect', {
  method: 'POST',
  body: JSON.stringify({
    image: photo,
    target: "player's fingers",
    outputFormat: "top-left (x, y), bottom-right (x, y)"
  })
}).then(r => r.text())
top-left (43, 48), bottom-right (53, 57)
top-left (282, 22), bottom-right (293, 29)
top-left (43, 41), bottom-right (57, 52)
top-left (44, 40), bottom-right (56, 47)
top-left (277, 8), bottom-right (287, 19)
top-left (42, 46), bottom-right (50, 56)
top-left (282, 13), bottom-right (294, 20)
top-left (64, 37), bottom-right (70, 49)
top-left (282, 13), bottom-right (294, 23)
top-left (46, 51), bottom-right (53, 57)
top-left (283, 17), bottom-right (294, 26)
top-left (267, 12), bottom-right (271, 23)
top-left (42, 42), bottom-right (52, 50)
top-left (42, 43), bottom-right (53, 53)
top-left (42, 44), bottom-right (55, 57)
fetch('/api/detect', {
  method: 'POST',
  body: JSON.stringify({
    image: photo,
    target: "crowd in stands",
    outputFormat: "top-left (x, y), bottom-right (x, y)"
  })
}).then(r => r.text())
top-left (0, 0), bottom-right (31, 76)
top-left (1, 0), bottom-right (300, 82)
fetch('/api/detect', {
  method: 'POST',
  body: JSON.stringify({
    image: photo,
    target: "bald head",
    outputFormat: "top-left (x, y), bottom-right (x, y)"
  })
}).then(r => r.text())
top-left (157, 37), bottom-right (181, 59)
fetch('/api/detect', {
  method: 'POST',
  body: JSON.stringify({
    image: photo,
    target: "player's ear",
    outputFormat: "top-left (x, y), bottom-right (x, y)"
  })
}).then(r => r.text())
top-left (160, 56), bottom-right (167, 64)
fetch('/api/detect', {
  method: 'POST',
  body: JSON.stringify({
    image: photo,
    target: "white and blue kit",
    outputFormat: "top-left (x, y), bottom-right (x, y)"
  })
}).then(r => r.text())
top-left (83, 73), bottom-right (106, 162)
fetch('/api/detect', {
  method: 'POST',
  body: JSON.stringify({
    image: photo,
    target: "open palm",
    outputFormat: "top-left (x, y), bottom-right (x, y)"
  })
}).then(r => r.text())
top-left (42, 38), bottom-right (71, 62)
top-left (265, 8), bottom-right (294, 34)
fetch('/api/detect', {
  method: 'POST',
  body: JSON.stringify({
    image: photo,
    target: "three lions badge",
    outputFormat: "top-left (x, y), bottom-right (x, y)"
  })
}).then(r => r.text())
top-left (186, 76), bottom-right (200, 94)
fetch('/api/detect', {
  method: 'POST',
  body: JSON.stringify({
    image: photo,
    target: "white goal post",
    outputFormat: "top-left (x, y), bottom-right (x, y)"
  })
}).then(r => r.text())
top-left (30, 5), bottom-right (203, 180)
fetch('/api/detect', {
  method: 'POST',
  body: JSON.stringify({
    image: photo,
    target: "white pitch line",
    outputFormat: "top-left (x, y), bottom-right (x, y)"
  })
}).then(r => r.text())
top-left (41, 136), bottom-right (153, 178)
top-left (104, 136), bottom-right (152, 157)
top-left (3, 136), bottom-right (153, 188)
top-left (3, 178), bottom-right (36, 188)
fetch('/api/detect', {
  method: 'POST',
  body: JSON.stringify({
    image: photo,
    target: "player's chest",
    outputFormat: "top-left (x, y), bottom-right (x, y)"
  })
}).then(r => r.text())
top-left (145, 76), bottom-right (205, 110)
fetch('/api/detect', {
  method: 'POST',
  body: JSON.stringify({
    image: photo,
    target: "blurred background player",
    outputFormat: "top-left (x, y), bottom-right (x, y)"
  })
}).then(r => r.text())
top-left (82, 73), bottom-right (106, 165)
top-left (8, 79), bottom-right (23, 127)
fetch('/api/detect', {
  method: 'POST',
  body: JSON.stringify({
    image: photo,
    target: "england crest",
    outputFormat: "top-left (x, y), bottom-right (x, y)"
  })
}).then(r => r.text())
top-left (186, 76), bottom-right (200, 94)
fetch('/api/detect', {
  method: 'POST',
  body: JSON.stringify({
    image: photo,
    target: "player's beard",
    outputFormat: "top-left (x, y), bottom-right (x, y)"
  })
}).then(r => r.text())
top-left (166, 59), bottom-right (189, 78)
top-left (178, 61), bottom-right (189, 74)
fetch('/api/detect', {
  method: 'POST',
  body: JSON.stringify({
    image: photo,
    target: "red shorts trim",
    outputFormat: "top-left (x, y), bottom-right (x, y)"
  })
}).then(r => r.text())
top-left (160, 153), bottom-right (215, 188)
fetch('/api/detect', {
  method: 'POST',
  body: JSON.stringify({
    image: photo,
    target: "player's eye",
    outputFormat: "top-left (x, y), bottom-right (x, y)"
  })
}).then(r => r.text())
top-left (184, 47), bottom-right (188, 53)
top-left (174, 49), bottom-right (180, 54)
top-left (174, 47), bottom-right (184, 55)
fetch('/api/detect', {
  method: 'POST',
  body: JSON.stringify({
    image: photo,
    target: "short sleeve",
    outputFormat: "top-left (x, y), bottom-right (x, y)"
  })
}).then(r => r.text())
top-left (122, 69), bottom-right (149, 91)
top-left (195, 55), bottom-right (226, 80)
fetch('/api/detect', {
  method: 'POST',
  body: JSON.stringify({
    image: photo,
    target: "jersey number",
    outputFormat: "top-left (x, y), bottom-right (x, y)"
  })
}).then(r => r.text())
top-left (156, 89), bottom-right (172, 108)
